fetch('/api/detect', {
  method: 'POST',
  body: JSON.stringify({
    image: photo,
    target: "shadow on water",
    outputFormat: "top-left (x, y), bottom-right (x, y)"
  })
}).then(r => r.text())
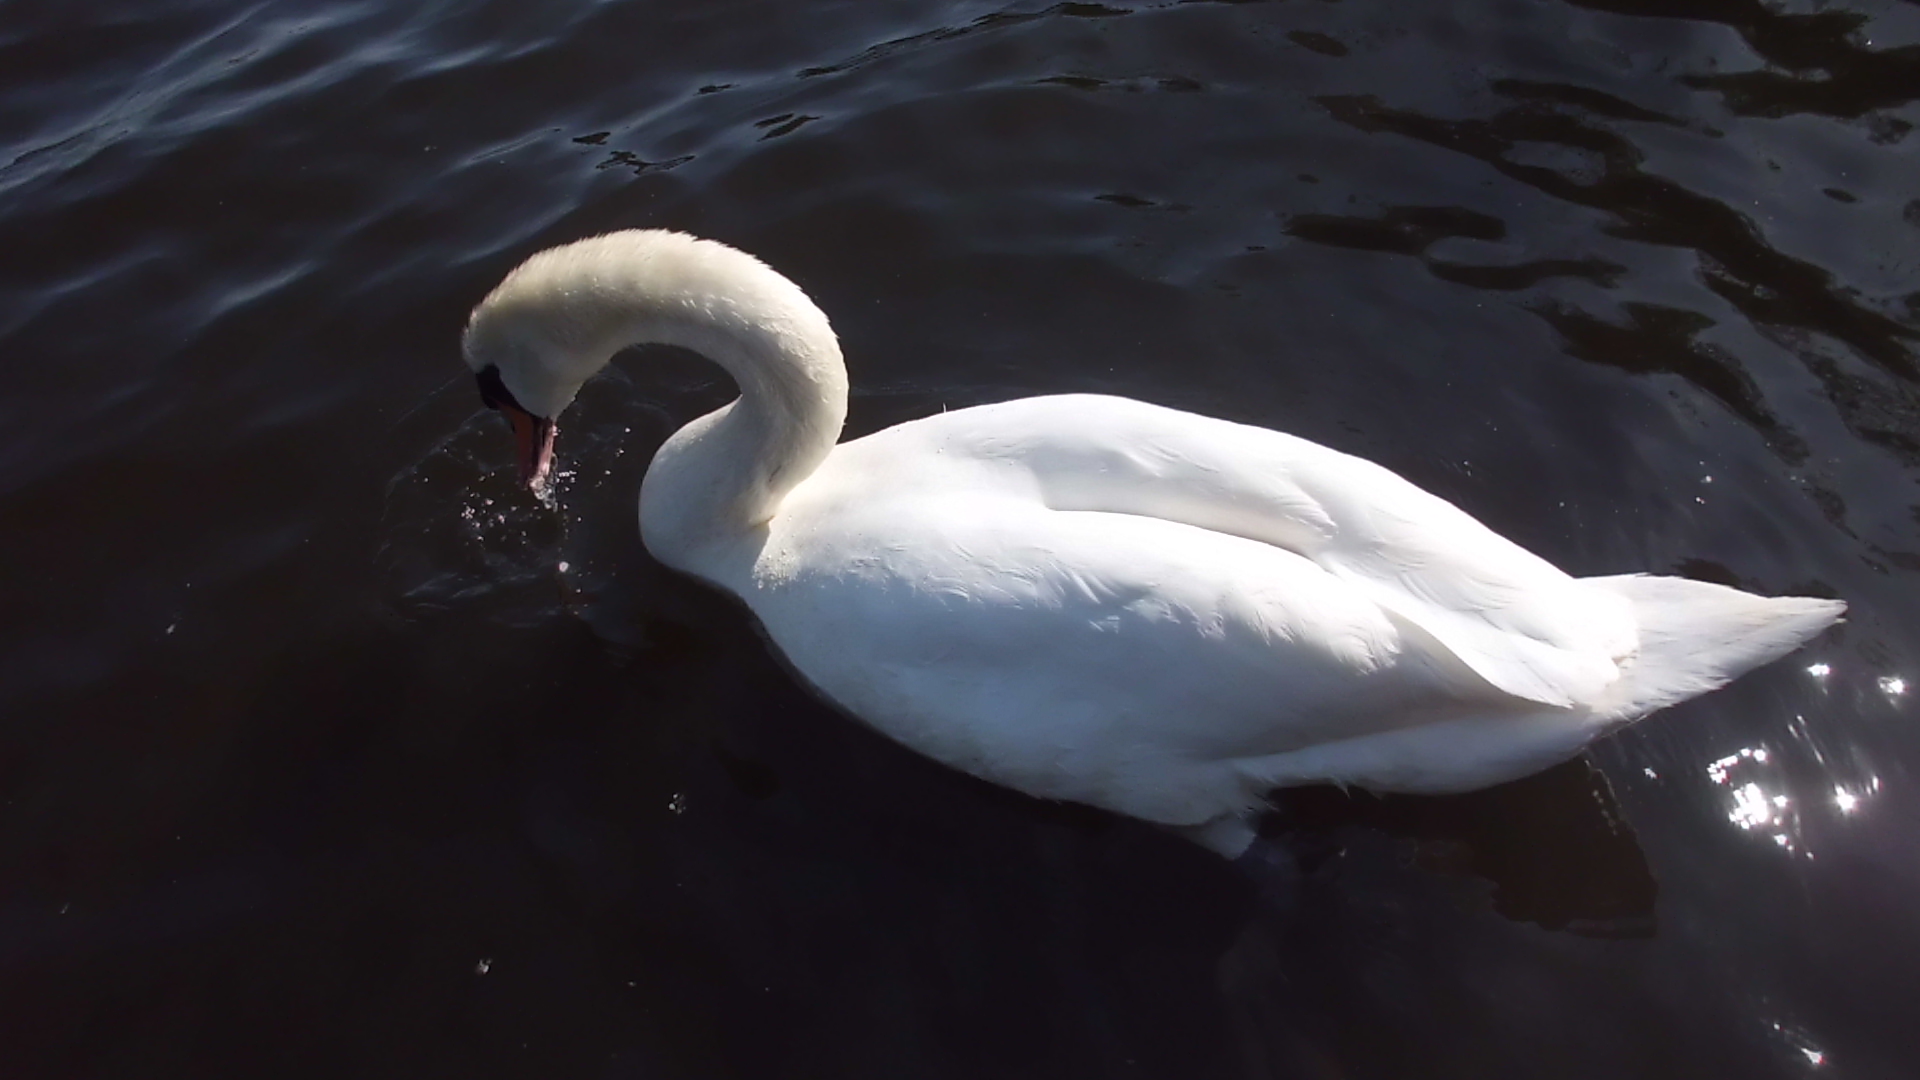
top-left (1309, 89), bottom-right (1920, 477)
top-left (1562, 0), bottom-right (1920, 123)
top-left (1272, 760), bottom-right (1657, 938)
top-left (1530, 300), bottom-right (1805, 462)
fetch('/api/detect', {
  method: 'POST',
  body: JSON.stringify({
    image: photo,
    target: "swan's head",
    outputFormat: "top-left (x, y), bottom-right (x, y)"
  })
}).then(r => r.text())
top-left (467, 358), bottom-right (556, 491)
top-left (463, 229), bottom-right (848, 497)
top-left (461, 243), bottom-right (625, 490)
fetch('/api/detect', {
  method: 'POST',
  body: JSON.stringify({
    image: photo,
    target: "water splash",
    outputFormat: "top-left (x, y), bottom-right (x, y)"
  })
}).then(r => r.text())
top-left (378, 414), bottom-right (568, 625)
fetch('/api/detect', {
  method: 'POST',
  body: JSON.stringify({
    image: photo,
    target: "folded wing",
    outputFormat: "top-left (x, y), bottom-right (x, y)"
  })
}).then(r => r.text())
top-left (938, 394), bottom-right (1636, 708)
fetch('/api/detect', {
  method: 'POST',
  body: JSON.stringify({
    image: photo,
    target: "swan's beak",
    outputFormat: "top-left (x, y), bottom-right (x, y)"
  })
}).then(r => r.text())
top-left (506, 406), bottom-right (557, 491)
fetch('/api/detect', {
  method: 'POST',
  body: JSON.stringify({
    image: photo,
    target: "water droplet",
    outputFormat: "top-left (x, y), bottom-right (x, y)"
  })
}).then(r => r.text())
top-left (1806, 662), bottom-right (1830, 678)
top-left (667, 793), bottom-right (687, 815)
top-left (1877, 675), bottom-right (1906, 698)
top-left (475, 958), bottom-right (492, 975)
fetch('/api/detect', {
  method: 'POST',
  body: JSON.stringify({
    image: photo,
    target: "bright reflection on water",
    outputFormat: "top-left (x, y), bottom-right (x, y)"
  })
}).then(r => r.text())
top-left (1786, 657), bottom-right (1889, 845)
top-left (1768, 1021), bottom-right (1828, 1069)
top-left (1705, 656), bottom-right (1894, 858)
top-left (1704, 738), bottom-right (1883, 857)
top-left (1711, 747), bottom-right (1800, 851)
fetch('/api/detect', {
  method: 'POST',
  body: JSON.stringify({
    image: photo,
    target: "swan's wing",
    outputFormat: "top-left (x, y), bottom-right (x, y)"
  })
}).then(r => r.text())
top-left (755, 503), bottom-right (1506, 823)
top-left (915, 394), bottom-right (1636, 708)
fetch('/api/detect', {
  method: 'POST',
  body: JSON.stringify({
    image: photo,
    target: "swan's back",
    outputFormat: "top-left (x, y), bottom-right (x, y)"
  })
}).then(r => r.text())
top-left (805, 394), bottom-right (1644, 706)
top-left (750, 393), bottom-right (1841, 835)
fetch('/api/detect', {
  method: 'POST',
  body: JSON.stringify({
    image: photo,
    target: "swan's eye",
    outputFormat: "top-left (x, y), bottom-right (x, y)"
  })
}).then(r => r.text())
top-left (475, 365), bottom-right (512, 412)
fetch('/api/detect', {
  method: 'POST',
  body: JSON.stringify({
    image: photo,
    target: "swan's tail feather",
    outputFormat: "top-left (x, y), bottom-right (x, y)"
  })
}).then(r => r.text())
top-left (1230, 576), bottom-right (1842, 799)
top-left (1582, 574), bottom-right (1845, 724)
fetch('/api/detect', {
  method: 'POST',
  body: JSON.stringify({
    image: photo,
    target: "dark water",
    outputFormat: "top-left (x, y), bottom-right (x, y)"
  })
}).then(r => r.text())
top-left (3, 0), bottom-right (1918, 1075)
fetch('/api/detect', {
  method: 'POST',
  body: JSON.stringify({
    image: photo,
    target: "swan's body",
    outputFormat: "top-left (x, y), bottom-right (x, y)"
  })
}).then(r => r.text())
top-left (463, 230), bottom-right (1844, 856)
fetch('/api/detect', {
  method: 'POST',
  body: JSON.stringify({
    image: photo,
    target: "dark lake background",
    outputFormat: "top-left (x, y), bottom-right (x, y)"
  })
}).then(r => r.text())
top-left (3, 0), bottom-right (1919, 1076)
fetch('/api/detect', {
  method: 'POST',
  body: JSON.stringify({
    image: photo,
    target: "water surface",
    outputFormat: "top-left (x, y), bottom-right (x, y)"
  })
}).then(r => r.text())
top-left (2, 1), bottom-right (1918, 1076)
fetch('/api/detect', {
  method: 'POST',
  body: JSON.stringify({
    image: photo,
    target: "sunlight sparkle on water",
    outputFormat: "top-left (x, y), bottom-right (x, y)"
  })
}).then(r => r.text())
top-left (1708, 746), bottom-right (1770, 785)
top-left (1770, 1021), bottom-right (1828, 1066)
top-left (1710, 747), bottom-right (1806, 851)
top-left (1806, 662), bottom-right (1830, 678)
top-left (1730, 782), bottom-right (1776, 829)
top-left (1835, 789), bottom-right (1859, 813)
top-left (1877, 675), bottom-right (1906, 698)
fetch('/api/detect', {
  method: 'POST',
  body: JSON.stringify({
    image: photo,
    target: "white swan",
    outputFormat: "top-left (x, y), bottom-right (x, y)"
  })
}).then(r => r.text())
top-left (461, 229), bottom-right (1844, 858)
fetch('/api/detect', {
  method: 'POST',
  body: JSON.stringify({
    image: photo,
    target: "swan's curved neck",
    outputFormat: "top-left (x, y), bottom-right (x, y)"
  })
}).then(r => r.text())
top-left (464, 231), bottom-right (849, 561)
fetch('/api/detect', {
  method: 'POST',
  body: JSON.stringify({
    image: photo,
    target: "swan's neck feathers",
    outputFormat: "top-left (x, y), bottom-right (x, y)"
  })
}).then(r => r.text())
top-left (464, 230), bottom-right (849, 556)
